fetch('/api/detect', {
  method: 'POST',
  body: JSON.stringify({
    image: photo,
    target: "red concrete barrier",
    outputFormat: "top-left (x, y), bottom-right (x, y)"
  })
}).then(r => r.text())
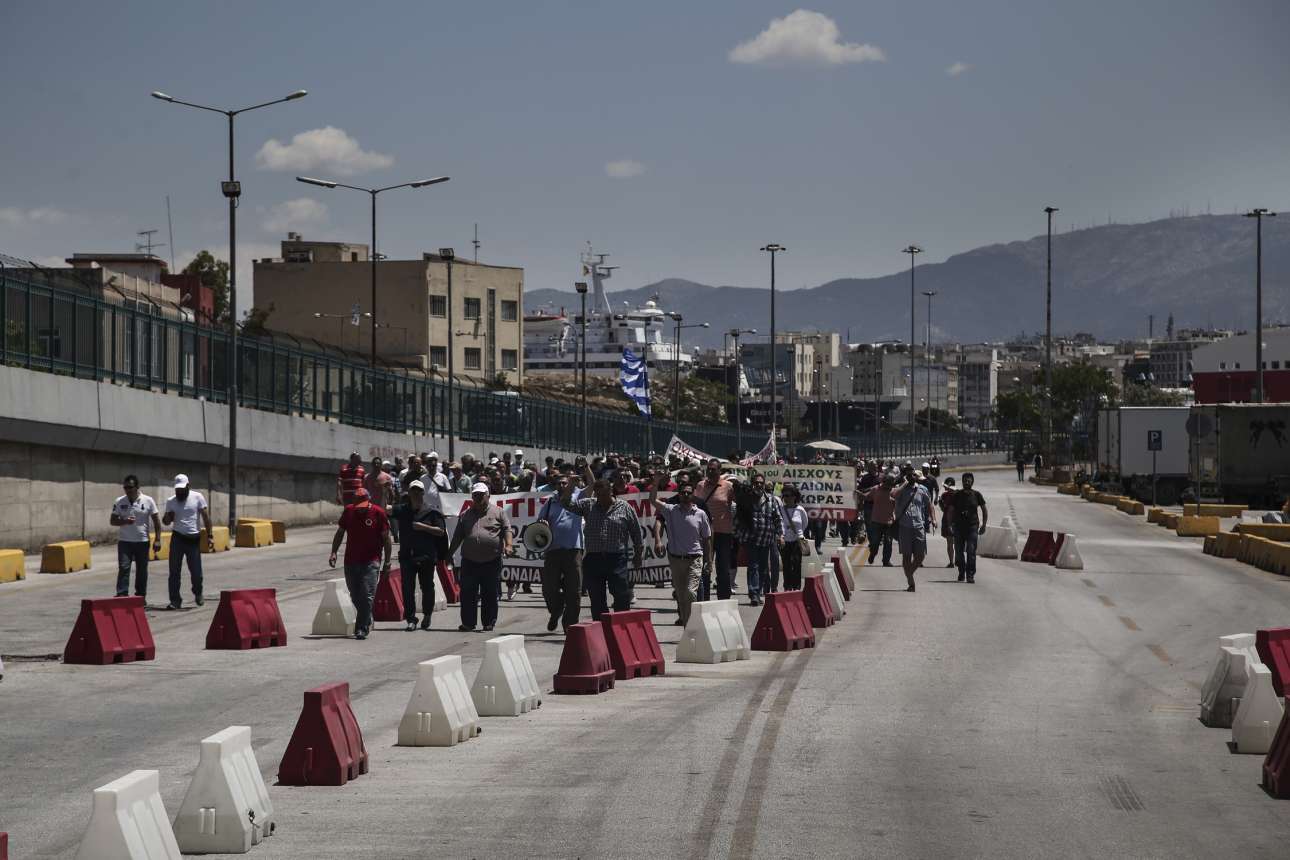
top-left (63, 596), bottom-right (156, 665)
top-left (553, 621), bottom-right (616, 694)
top-left (600, 609), bottom-right (665, 680)
top-left (1264, 702), bottom-right (1290, 798)
top-left (751, 590), bottom-right (816, 651)
top-left (437, 561), bottom-right (460, 605)
top-left (372, 567), bottom-right (405, 622)
top-left (831, 557), bottom-right (852, 600)
top-left (1021, 530), bottom-right (1056, 563)
top-left (1, 831), bottom-right (8, 860)
top-left (1257, 628), bottom-right (1290, 697)
top-left (1046, 533), bottom-right (1067, 567)
top-left (802, 574), bottom-right (837, 628)
top-left (205, 588), bottom-right (287, 650)
top-left (278, 681), bottom-right (368, 786)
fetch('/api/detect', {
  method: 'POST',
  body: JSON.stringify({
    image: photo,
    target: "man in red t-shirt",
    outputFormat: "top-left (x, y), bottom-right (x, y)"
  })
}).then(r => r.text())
top-left (337, 452), bottom-right (367, 505)
top-left (329, 487), bottom-right (393, 640)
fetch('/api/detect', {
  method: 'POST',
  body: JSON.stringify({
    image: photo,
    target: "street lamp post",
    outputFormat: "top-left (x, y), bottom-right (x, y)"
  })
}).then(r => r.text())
top-left (314, 312), bottom-right (347, 349)
top-left (873, 368), bottom-right (882, 458)
top-left (441, 248), bottom-right (457, 460)
top-left (575, 281), bottom-right (589, 453)
top-left (922, 289), bottom-right (937, 434)
top-left (760, 244), bottom-right (785, 441)
top-left (1043, 206), bottom-right (1058, 455)
top-left (152, 87), bottom-right (307, 529)
top-left (902, 245), bottom-right (922, 436)
top-left (296, 175), bottom-right (449, 366)
top-left (669, 313), bottom-right (710, 440)
top-left (727, 327), bottom-right (756, 454)
top-left (1245, 208), bottom-right (1277, 403)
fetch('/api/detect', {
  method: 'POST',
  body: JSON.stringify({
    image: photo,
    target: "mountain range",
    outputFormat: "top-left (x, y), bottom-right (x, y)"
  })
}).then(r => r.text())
top-left (524, 214), bottom-right (1290, 348)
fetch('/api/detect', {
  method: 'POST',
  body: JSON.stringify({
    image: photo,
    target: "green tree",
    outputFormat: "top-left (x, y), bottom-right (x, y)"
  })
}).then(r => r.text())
top-left (182, 251), bottom-right (230, 322)
top-left (1050, 361), bottom-right (1117, 425)
top-left (1121, 382), bottom-right (1187, 406)
top-left (993, 388), bottom-right (1041, 433)
top-left (916, 407), bottom-right (960, 432)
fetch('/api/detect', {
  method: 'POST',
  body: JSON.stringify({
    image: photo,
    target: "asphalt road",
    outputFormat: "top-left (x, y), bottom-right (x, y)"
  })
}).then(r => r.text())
top-left (3, 470), bottom-right (1290, 859)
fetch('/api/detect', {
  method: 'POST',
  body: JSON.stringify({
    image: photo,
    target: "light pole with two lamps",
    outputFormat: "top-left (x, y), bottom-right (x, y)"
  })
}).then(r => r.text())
top-left (901, 245), bottom-right (922, 435)
top-left (575, 281), bottom-right (589, 453)
top-left (669, 313), bottom-right (710, 440)
top-left (726, 327), bottom-right (757, 454)
top-left (760, 244), bottom-right (785, 443)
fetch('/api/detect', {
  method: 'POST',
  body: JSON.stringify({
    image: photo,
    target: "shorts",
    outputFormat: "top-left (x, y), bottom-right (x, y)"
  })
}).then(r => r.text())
top-left (898, 525), bottom-right (927, 559)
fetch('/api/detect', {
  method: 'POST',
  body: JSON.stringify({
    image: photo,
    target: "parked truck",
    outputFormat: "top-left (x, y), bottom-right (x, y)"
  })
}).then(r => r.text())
top-left (1189, 403), bottom-right (1290, 507)
top-left (1097, 406), bottom-right (1191, 505)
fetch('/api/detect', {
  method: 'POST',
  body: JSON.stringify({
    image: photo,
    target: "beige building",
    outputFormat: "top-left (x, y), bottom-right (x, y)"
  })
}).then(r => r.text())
top-left (254, 235), bottom-right (523, 385)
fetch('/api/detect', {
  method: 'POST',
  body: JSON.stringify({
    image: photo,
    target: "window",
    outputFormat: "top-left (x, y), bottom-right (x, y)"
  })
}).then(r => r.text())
top-left (501, 349), bottom-right (518, 371)
top-left (464, 347), bottom-right (482, 370)
top-left (464, 297), bottom-right (481, 320)
top-left (1236, 362), bottom-right (1241, 369)
top-left (1275, 362), bottom-right (1282, 370)
top-left (350, 252), bottom-right (359, 262)
top-left (1219, 362), bottom-right (1226, 370)
top-left (501, 300), bottom-right (518, 322)
top-left (429, 295), bottom-right (447, 317)
top-left (429, 346), bottom-right (447, 367)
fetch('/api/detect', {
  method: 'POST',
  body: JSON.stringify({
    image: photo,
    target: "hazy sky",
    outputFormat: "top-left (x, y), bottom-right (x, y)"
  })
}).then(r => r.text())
top-left (2, 1), bottom-right (1288, 315)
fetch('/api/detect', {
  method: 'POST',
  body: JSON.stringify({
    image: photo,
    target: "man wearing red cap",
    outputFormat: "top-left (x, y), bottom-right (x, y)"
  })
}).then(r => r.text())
top-left (329, 486), bottom-right (393, 640)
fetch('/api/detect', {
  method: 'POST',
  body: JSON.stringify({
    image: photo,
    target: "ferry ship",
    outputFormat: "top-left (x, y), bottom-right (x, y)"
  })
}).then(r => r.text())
top-left (523, 247), bottom-right (695, 376)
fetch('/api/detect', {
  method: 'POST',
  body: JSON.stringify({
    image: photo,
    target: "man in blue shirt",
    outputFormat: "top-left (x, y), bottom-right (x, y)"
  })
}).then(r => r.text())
top-left (894, 466), bottom-right (935, 593)
top-left (536, 474), bottom-right (585, 632)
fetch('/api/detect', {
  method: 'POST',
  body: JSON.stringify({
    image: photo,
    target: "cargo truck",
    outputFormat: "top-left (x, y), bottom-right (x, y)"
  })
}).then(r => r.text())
top-left (1096, 406), bottom-right (1190, 504)
top-left (1188, 403), bottom-right (1290, 507)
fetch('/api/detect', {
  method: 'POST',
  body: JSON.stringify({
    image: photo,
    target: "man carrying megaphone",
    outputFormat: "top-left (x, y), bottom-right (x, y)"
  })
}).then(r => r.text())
top-left (535, 474), bottom-right (586, 632)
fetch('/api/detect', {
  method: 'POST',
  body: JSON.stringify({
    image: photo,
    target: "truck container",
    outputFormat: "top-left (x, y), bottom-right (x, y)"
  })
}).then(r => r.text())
top-left (1097, 406), bottom-right (1190, 504)
top-left (1189, 403), bottom-right (1290, 507)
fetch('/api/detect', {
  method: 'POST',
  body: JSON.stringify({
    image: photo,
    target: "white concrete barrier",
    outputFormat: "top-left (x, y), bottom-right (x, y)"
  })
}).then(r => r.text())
top-left (311, 578), bottom-right (357, 636)
top-left (830, 551), bottom-right (857, 591)
top-left (471, 635), bottom-right (542, 716)
top-left (1232, 663), bottom-right (1286, 754)
top-left (1054, 534), bottom-right (1084, 570)
top-left (173, 725), bottom-right (275, 854)
top-left (677, 599), bottom-right (750, 664)
top-left (398, 655), bottom-right (482, 746)
top-left (979, 525), bottom-right (1019, 559)
top-left (75, 769), bottom-right (181, 860)
top-left (820, 565), bottom-right (846, 617)
top-left (999, 515), bottom-right (1015, 530)
top-left (1200, 634), bottom-right (1259, 728)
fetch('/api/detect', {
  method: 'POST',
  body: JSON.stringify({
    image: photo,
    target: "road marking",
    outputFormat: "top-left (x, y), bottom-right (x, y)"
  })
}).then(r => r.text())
top-left (1147, 644), bottom-right (1172, 664)
top-left (1098, 595), bottom-right (1116, 607)
top-left (1081, 578), bottom-right (1097, 588)
top-left (1118, 616), bottom-right (1140, 631)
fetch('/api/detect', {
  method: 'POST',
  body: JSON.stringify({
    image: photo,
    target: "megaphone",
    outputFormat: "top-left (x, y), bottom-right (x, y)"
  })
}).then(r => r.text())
top-left (522, 521), bottom-right (552, 553)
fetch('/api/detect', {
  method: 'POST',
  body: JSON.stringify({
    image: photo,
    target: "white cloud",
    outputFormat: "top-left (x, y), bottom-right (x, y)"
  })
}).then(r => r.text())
top-left (946, 61), bottom-right (971, 77)
top-left (0, 206), bottom-right (69, 226)
top-left (605, 159), bottom-right (646, 179)
top-left (261, 197), bottom-right (328, 234)
top-left (255, 126), bottom-right (394, 175)
top-left (729, 9), bottom-right (885, 66)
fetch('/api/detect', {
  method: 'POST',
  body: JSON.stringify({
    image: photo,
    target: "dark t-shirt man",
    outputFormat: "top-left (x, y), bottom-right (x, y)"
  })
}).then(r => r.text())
top-left (390, 502), bottom-right (445, 562)
top-left (952, 489), bottom-right (987, 534)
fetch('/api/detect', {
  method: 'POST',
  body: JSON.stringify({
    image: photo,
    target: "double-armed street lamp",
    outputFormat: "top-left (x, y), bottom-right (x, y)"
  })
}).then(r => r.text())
top-left (726, 327), bottom-right (757, 453)
top-left (669, 313), bottom-right (710, 440)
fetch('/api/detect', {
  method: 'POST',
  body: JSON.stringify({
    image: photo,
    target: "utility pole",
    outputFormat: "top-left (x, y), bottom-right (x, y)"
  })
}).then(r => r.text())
top-left (923, 290), bottom-right (937, 434)
top-left (902, 246), bottom-right (922, 435)
top-left (761, 244), bottom-right (785, 444)
top-left (1245, 208), bottom-right (1277, 403)
top-left (575, 281), bottom-right (589, 453)
top-left (1044, 206), bottom-right (1058, 459)
top-left (473, 223), bottom-right (480, 263)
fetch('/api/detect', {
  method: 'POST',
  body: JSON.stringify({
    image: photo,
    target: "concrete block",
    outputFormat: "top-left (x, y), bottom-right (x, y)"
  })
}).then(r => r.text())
top-left (398, 655), bottom-right (482, 746)
top-left (1233, 664), bottom-right (1285, 754)
top-left (979, 525), bottom-right (1019, 559)
top-left (235, 521), bottom-right (273, 548)
top-left (238, 517), bottom-right (286, 543)
top-left (1176, 516), bottom-right (1221, 537)
top-left (311, 578), bottom-right (358, 636)
top-left (471, 635), bottom-right (542, 716)
top-left (74, 769), bottom-right (181, 860)
top-left (1054, 534), bottom-right (1084, 570)
top-left (0, 548), bottom-right (24, 583)
top-left (1236, 523), bottom-right (1290, 541)
top-left (200, 526), bottom-right (231, 553)
top-left (173, 725), bottom-right (275, 854)
top-left (40, 540), bottom-right (91, 573)
top-left (820, 563), bottom-right (846, 617)
top-left (677, 598), bottom-right (750, 664)
top-left (830, 550), bottom-right (857, 591)
top-left (1200, 634), bottom-right (1259, 728)
top-left (1185, 503), bottom-right (1246, 517)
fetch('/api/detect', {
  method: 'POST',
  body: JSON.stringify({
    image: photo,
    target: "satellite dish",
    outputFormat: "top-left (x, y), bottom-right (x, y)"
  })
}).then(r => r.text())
top-left (522, 521), bottom-right (552, 553)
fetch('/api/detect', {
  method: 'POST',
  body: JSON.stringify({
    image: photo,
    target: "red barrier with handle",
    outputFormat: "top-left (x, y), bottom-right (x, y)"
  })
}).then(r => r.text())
top-left (1263, 701), bottom-right (1290, 798)
top-left (831, 557), bottom-right (852, 600)
top-left (600, 609), bottom-right (665, 680)
top-left (751, 590), bottom-right (816, 651)
top-left (802, 574), bottom-right (837, 628)
top-left (437, 561), bottom-right (460, 605)
top-left (278, 681), bottom-right (368, 786)
top-left (1257, 628), bottom-right (1290, 697)
top-left (1021, 530), bottom-right (1056, 563)
top-left (1046, 533), bottom-right (1067, 566)
top-left (206, 588), bottom-right (287, 649)
top-left (372, 567), bottom-right (405, 622)
top-left (63, 597), bottom-right (155, 665)
top-left (553, 621), bottom-right (616, 694)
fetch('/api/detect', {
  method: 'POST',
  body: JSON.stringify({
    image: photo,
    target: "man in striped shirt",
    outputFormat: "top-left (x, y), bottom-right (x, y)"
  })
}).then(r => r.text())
top-left (566, 478), bottom-right (644, 620)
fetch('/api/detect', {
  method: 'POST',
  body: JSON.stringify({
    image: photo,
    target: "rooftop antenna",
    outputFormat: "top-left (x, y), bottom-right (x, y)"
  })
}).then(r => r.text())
top-left (135, 229), bottom-right (165, 257)
top-left (165, 196), bottom-right (176, 270)
top-left (472, 223), bottom-right (480, 262)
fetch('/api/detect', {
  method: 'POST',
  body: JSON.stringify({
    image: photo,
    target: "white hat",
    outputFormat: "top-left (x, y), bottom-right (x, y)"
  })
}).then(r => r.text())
top-left (514, 449), bottom-right (524, 456)
top-left (173, 474), bottom-right (190, 488)
top-left (489, 457), bottom-right (500, 465)
top-left (428, 451), bottom-right (440, 459)
top-left (471, 482), bottom-right (490, 495)
top-left (408, 480), bottom-right (425, 491)
top-left (922, 462), bottom-right (930, 469)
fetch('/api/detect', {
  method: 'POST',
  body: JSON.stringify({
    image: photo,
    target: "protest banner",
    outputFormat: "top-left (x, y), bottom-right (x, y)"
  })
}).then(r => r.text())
top-left (758, 464), bottom-right (857, 522)
top-left (665, 434), bottom-right (718, 465)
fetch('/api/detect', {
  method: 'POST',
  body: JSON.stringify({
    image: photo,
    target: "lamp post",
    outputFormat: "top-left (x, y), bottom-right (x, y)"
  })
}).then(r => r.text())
top-left (441, 248), bottom-right (457, 460)
top-left (313, 312), bottom-right (348, 350)
top-left (902, 245), bottom-right (922, 436)
top-left (296, 175), bottom-right (449, 366)
top-left (922, 289), bottom-right (937, 434)
top-left (669, 313), bottom-right (710, 440)
top-left (1043, 206), bottom-right (1058, 455)
top-left (727, 327), bottom-right (756, 454)
top-left (152, 87), bottom-right (307, 529)
top-left (760, 244), bottom-right (785, 441)
top-left (873, 368), bottom-right (882, 458)
top-left (1245, 208), bottom-right (1277, 403)
top-left (575, 281), bottom-right (589, 453)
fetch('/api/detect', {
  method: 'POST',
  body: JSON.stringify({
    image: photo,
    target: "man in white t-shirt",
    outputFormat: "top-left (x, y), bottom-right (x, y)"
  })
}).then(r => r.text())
top-left (162, 473), bottom-right (214, 610)
top-left (110, 474), bottom-right (162, 600)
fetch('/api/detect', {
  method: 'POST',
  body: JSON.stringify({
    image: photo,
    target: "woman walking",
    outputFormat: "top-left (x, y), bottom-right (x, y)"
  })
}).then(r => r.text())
top-left (779, 485), bottom-right (809, 590)
top-left (938, 478), bottom-right (958, 567)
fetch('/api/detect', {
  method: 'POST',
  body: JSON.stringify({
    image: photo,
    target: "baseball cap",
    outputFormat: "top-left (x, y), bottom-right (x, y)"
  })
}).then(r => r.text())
top-left (514, 449), bottom-right (524, 456)
top-left (489, 457), bottom-right (500, 465)
top-left (471, 482), bottom-right (490, 494)
top-left (173, 474), bottom-right (190, 489)
top-left (408, 480), bottom-right (425, 491)
top-left (428, 451), bottom-right (440, 459)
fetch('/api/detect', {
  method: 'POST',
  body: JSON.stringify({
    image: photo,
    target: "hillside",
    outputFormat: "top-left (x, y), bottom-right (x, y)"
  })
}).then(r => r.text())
top-left (525, 214), bottom-right (1290, 347)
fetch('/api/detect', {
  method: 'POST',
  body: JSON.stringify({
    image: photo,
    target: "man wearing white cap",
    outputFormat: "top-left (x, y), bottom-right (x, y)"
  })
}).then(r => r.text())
top-left (447, 482), bottom-right (512, 632)
top-left (512, 449), bottom-right (525, 478)
top-left (162, 474), bottom-right (214, 610)
top-left (425, 452), bottom-right (452, 494)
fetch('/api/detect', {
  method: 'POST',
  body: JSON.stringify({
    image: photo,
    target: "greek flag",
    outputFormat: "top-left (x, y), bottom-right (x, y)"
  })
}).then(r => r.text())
top-left (620, 347), bottom-right (651, 417)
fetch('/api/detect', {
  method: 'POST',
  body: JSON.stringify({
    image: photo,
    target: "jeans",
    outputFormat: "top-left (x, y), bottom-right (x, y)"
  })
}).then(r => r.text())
top-left (810, 520), bottom-right (827, 554)
top-left (168, 533), bottom-right (203, 607)
top-left (744, 543), bottom-right (771, 599)
top-left (767, 539), bottom-right (781, 593)
top-left (399, 555), bottom-right (437, 622)
top-left (955, 529), bottom-right (979, 579)
top-left (707, 534), bottom-right (735, 601)
top-left (116, 541), bottom-right (149, 598)
top-left (781, 541), bottom-right (803, 590)
top-left (459, 557), bottom-right (501, 629)
top-left (866, 522), bottom-right (893, 565)
top-left (344, 561), bottom-right (380, 633)
top-left (541, 548), bottom-right (583, 629)
top-left (583, 552), bottom-right (632, 620)
top-left (668, 554), bottom-right (703, 625)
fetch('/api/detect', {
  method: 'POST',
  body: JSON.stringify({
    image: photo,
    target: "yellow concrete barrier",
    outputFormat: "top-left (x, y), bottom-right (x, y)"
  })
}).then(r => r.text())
top-left (1184, 504), bottom-right (1246, 518)
top-left (1203, 536), bottom-right (1217, 555)
top-left (237, 517), bottom-right (286, 543)
top-left (40, 540), bottom-right (92, 573)
top-left (1159, 513), bottom-right (1180, 530)
top-left (0, 548), bottom-right (25, 583)
top-left (149, 532), bottom-right (171, 561)
top-left (1177, 516), bottom-right (1222, 537)
top-left (1215, 532), bottom-right (1241, 558)
top-left (1146, 507), bottom-right (1162, 523)
top-left (1235, 523), bottom-right (1290, 541)
top-left (235, 521), bottom-right (273, 548)
top-left (200, 526), bottom-right (231, 554)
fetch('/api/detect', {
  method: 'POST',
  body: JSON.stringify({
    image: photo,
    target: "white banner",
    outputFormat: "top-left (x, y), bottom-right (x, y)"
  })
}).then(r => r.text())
top-left (665, 434), bottom-right (718, 465)
top-left (758, 464), bottom-right (857, 522)
top-left (739, 430), bottom-right (776, 466)
top-left (442, 491), bottom-right (675, 584)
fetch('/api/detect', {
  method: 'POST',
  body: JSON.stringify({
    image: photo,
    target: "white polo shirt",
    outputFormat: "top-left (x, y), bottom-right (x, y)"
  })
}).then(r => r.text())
top-left (112, 494), bottom-right (158, 543)
top-left (165, 491), bottom-right (209, 536)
